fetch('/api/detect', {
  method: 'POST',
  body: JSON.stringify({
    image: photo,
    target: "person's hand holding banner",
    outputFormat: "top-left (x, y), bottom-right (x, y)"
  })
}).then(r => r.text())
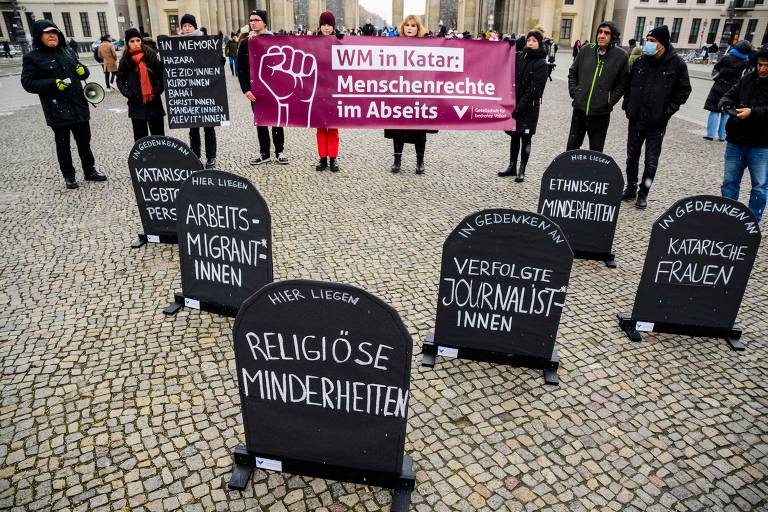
top-left (258, 45), bottom-right (317, 128)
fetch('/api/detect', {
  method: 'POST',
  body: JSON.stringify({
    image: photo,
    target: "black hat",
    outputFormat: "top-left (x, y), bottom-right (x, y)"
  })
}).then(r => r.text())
top-left (756, 46), bottom-right (768, 61)
top-left (180, 14), bottom-right (198, 29)
top-left (526, 30), bottom-right (543, 47)
top-left (253, 10), bottom-right (268, 26)
top-left (124, 27), bottom-right (141, 41)
top-left (733, 39), bottom-right (752, 54)
top-left (647, 25), bottom-right (670, 48)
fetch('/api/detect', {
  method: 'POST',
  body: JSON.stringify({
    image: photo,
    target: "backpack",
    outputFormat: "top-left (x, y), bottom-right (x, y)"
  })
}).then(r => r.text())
top-left (93, 46), bottom-right (103, 63)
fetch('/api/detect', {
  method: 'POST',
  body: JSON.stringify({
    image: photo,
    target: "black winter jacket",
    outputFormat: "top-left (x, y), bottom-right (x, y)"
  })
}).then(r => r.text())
top-left (622, 48), bottom-right (692, 127)
top-left (719, 71), bottom-right (768, 147)
top-left (116, 48), bottom-right (166, 120)
top-left (21, 20), bottom-right (91, 128)
top-left (704, 54), bottom-right (748, 112)
top-left (507, 46), bottom-right (548, 135)
top-left (568, 43), bottom-right (628, 116)
top-left (237, 32), bottom-right (273, 94)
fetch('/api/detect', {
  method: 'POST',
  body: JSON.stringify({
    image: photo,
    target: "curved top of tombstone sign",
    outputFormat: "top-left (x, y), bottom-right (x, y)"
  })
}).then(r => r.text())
top-left (653, 195), bottom-right (761, 238)
top-left (542, 149), bottom-right (623, 179)
top-left (233, 279), bottom-right (413, 474)
top-left (128, 135), bottom-right (202, 168)
top-left (176, 169), bottom-right (269, 214)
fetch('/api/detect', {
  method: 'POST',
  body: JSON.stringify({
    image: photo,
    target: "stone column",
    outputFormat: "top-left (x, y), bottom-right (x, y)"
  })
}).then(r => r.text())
top-left (223, 0), bottom-right (232, 32)
top-left (127, 0), bottom-right (139, 29)
top-left (426, 0), bottom-right (440, 33)
top-left (392, 0), bottom-right (404, 25)
top-left (343, 0), bottom-right (359, 31)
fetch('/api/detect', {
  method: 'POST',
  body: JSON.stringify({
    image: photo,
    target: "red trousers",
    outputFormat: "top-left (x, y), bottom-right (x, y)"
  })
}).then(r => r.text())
top-left (316, 128), bottom-right (339, 158)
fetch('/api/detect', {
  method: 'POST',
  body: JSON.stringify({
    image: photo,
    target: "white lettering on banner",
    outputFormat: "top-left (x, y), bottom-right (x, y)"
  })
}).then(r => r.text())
top-left (332, 45), bottom-right (464, 72)
top-left (336, 75), bottom-right (497, 100)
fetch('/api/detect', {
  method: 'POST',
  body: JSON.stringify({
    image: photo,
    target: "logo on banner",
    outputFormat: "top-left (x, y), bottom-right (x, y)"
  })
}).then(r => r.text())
top-left (259, 45), bottom-right (318, 128)
top-left (453, 105), bottom-right (469, 119)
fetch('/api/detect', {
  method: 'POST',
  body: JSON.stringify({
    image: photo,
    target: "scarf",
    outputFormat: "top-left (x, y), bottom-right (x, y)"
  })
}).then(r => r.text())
top-left (130, 49), bottom-right (154, 103)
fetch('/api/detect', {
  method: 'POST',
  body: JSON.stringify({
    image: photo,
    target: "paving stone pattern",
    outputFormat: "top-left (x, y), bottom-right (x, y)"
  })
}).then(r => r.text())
top-left (0, 71), bottom-right (766, 512)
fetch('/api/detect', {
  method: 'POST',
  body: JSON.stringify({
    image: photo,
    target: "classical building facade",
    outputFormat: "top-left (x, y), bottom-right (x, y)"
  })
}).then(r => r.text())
top-left (1, 0), bottom-right (122, 43)
top-left (613, 0), bottom-right (768, 49)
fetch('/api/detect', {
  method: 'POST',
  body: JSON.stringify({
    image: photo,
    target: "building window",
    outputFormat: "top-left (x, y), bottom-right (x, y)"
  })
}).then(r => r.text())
top-left (707, 19), bottom-right (720, 43)
top-left (697, 0), bottom-right (706, 3)
top-left (43, 12), bottom-right (53, 21)
top-left (560, 18), bottom-right (573, 40)
top-left (655, 17), bottom-right (665, 28)
top-left (763, 24), bottom-right (768, 44)
top-left (671, 18), bottom-right (683, 43)
top-left (678, 0), bottom-right (686, 3)
top-left (25, 12), bottom-right (36, 31)
top-left (168, 14), bottom-right (179, 35)
top-left (634, 17), bottom-right (646, 41)
top-left (564, 0), bottom-right (574, 5)
top-left (715, 0), bottom-right (725, 4)
top-left (688, 18), bottom-right (702, 44)
top-left (61, 13), bottom-right (74, 37)
top-left (97, 12), bottom-right (108, 36)
top-left (745, 19), bottom-right (757, 41)
top-left (80, 12), bottom-right (91, 38)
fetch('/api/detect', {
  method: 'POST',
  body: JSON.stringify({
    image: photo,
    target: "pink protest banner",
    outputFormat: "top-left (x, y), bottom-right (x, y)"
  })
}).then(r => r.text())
top-left (248, 36), bottom-right (515, 130)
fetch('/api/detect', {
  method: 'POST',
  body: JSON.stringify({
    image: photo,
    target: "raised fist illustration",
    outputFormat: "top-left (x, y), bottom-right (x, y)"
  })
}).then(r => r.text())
top-left (258, 45), bottom-right (317, 128)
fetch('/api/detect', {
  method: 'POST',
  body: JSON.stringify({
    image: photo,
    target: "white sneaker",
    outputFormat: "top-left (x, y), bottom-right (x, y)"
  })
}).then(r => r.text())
top-left (276, 152), bottom-right (289, 165)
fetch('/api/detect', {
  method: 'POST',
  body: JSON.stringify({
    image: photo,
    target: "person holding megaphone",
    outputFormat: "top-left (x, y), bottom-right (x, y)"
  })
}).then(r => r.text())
top-left (117, 28), bottom-right (166, 141)
top-left (21, 19), bottom-right (107, 189)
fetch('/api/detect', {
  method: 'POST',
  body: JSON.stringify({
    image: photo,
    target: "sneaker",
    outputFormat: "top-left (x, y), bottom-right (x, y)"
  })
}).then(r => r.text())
top-left (702, 136), bottom-right (713, 141)
top-left (250, 154), bottom-right (271, 165)
top-left (84, 170), bottom-right (107, 182)
top-left (276, 152), bottom-right (289, 165)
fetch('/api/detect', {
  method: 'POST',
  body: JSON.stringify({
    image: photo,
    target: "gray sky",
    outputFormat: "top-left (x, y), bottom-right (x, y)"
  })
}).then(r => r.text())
top-left (359, 0), bottom-right (426, 24)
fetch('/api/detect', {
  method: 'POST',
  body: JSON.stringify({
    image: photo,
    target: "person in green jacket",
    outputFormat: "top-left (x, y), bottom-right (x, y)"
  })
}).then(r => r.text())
top-left (566, 21), bottom-right (628, 152)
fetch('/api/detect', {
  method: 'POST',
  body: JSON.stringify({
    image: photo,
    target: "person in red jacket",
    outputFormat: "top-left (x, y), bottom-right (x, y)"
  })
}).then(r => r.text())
top-left (315, 11), bottom-right (340, 172)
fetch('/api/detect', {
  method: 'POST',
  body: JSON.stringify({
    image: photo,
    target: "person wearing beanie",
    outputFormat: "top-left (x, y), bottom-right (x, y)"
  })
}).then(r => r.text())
top-left (314, 11), bottom-right (341, 172)
top-left (498, 30), bottom-right (549, 181)
top-left (20, 19), bottom-right (107, 189)
top-left (179, 14), bottom-right (216, 167)
top-left (385, 15), bottom-right (436, 174)
top-left (237, 10), bottom-right (289, 165)
top-left (620, 25), bottom-right (691, 208)
top-left (116, 27), bottom-right (166, 141)
top-left (566, 20), bottom-right (628, 153)
top-left (718, 48), bottom-right (768, 222)
top-left (703, 39), bottom-right (751, 141)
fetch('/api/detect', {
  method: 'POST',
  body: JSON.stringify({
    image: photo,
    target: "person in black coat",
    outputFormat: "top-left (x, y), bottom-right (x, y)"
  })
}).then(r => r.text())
top-left (21, 19), bottom-right (107, 189)
top-left (621, 26), bottom-right (691, 208)
top-left (703, 39), bottom-right (751, 141)
top-left (498, 31), bottom-right (549, 182)
top-left (117, 28), bottom-right (165, 141)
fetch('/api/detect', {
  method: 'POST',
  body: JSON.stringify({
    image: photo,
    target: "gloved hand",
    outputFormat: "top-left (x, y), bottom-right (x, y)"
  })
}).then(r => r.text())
top-left (56, 78), bottom-right (71, 91)
top-left (75, 65), bottom-right (86, 76)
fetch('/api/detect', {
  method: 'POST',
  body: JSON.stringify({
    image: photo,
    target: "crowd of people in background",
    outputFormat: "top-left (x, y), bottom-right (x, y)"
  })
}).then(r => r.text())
top-left (18, 12), bottom-right (768, 222)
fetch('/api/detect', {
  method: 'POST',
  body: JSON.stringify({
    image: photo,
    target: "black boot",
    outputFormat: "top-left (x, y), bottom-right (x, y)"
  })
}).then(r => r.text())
top-left (635, 194), bottom-right (648, 209)
top-left (514, 165), bottom-right (526, 183)
top-left (622, 186), bottom-right (637, 201)
top-left (64, 177), bottom-right (79, 189)
top-left (390, 154), bottom-right (401, 173)
top-left (315, 157), bottom-right (328, 171)
top-left (498, 163), bottom-right (517, 177)
top-left (84, 170), bottom-right (107, 182)
top-left (329, 157), bottom-right (340, 172)
top-left (415, 153), bottom-right (425, 174)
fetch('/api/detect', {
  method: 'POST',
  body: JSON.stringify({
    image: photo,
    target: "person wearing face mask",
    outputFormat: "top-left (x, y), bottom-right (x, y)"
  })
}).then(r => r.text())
top-left (179, 14), bottom-right (218, 168)
top-left (385, 15), bottom-right (437, 174)
top-left (621, 25), bottom-right (691, 209)
top-left (117, 28), bottom-right (166, 141)
top-left (718, 48), bottom-right (768, 222)
top-left (21, 19), bottom-right (107, 189)
top-left (498, 31), bottom-right (549, 182)
top-left (315, 11), bottom-right (341, 172)
top-left (566, 21), bottom-right (628, 153)
top-left (703, 39), bottom-right (751, 142)
top-left (237, 10), bottom-right (289, 166)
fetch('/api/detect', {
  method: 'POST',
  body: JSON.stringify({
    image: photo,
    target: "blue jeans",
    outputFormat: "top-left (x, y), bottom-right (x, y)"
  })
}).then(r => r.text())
top-left (706, 111), bottom-right (728, 140)
top-left (228, 56), bottom-right (237, 76)
top-left (722, 143), bottom-right (768, 221)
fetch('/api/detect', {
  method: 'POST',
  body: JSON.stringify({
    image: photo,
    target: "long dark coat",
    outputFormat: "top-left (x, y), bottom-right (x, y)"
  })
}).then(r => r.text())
top-left (116, 47), bottom-right (166, 120)
top-left (506, 46), bottom-right (548, 135)
top-left (704, 54), bottom-right (749, 112)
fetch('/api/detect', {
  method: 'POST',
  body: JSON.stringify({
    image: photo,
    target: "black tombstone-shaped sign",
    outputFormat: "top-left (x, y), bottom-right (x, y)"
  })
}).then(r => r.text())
top-left (163, 170), bottom-right (272, 317)
top-left (423, 209), bottom-right (573, 384)
top-left (127, 136), bottom-right (203, 248)
top-left (537, 150), bottom-right (624, 267)
top-left (157, 35), bottom-right (229, 129)
top-left (228, 280), bottom-right (416, 510)
top-left (619, 195), bottom-right (761, 350)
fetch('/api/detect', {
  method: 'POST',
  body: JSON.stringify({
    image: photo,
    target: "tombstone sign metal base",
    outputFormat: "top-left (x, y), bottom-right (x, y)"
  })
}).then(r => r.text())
top-left (421, 331), bottom-right (560, 385)
top-left (162, 292), bottom-right (239, 317)
top-left (130, 233), bottom-right (178, 249)
top-left (617, 312), bottom-right (746, 351)
top-left (573, 249), bottom-right (617, 268)
top-left (227, 445), bottom-right (416, 511)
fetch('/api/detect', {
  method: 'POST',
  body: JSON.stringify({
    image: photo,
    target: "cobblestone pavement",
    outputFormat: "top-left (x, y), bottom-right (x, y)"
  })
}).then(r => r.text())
top-left (1, 66), bottom-right (766, 512)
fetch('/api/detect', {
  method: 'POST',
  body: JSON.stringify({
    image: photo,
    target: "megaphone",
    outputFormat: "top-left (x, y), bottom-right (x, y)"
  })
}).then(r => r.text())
top-left (84, 82), bottom-right (105, 106)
